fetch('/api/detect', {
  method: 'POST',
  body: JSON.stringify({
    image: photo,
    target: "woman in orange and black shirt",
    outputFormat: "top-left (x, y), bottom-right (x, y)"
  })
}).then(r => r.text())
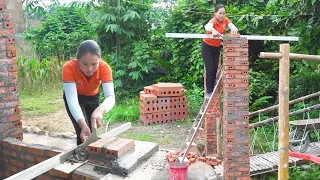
top-left (62, 40), bottom-right (115, 145)
top-left (202, 4), bottom-right (238, 98)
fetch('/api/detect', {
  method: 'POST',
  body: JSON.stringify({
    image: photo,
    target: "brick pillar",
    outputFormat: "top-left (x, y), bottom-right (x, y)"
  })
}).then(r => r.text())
top-left (0, 0), bottom-right (22, 141)
top-left (204, 56), bottom-right (222, 156)
top-left (222, 34), bottom-right (250, 180)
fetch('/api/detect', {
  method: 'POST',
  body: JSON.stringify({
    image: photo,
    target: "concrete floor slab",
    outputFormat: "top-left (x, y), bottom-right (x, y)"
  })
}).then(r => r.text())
top-left (23, 133), bottom-right (77, 151)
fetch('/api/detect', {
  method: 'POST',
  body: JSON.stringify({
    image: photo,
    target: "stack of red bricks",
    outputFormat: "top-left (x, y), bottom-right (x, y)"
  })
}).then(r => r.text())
top-left (88, 138), bottom-right (135, 165)
top-left (140, 83), bottom-right (188, 126)
top-left (222, 34), bottom-right (250, 179)
top-left (0, 0), bottom-right (22, 142)
top-left (199, 156), bottom-right (222, 166)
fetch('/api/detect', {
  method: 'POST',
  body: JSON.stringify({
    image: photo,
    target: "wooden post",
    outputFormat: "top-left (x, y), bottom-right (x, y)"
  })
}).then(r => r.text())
top-left (278, 44), bottom-right (290, 180)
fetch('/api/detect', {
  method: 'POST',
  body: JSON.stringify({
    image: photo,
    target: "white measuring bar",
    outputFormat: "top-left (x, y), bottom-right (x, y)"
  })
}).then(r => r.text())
top-left (166, 33), bottom-right (299, 41)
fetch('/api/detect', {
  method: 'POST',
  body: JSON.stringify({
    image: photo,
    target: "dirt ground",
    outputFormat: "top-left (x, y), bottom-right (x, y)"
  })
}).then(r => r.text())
top-left (21, 107), bottom-right (191, 151)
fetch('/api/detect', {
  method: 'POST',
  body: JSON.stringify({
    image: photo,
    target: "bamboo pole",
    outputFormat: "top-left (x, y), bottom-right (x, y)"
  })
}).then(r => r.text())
top-left (278, 44), bottom-right (290, 180)
top-left (259, 52), bottom-right (320, 61)
top-left (249, 91), bottom-right (320, 116)
top-left (249, 104), bottom-right (320, 128)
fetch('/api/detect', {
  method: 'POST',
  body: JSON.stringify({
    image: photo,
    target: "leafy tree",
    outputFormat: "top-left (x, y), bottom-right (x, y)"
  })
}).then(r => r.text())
top-left (25, 6), bottom-right (97, 61)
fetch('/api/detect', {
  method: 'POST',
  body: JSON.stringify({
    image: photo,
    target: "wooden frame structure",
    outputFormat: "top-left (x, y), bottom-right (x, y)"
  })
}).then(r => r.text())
top-left (259, 45), bottom-right (320, 180)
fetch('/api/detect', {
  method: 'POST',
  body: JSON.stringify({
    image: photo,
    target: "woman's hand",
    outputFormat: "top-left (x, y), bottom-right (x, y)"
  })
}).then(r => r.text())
top-left (78, 119), bottom-right (91, 143)
top-left (91, 106), bottom-right (105, 129)
top-left (230, 28), bottom-right (238, 34)
top-left (212, 29), bottom-right (221, 37)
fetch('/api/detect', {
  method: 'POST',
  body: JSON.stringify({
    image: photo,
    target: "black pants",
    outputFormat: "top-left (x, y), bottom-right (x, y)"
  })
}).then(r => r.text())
top-left (63, 92), bottom-right (100, 145)
top-left (201, 41), bottom-right (221, 94)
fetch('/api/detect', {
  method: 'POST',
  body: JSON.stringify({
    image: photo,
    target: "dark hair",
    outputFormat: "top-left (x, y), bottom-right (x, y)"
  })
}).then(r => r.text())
top-left (214, 4), bottom-right (225, 13)
top-left (76, 40), bottom-right (101, 60)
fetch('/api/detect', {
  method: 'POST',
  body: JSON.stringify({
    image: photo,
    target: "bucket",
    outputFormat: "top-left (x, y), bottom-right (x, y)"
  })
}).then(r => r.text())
top-left (169, 162), bottom-right (188, 180)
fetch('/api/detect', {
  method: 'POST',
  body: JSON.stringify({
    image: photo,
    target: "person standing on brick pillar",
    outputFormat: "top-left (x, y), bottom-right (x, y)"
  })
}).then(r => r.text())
top-left (202, 4), bottom-right (238, 98)
top-left (62, 40), bottom-right (115, 145)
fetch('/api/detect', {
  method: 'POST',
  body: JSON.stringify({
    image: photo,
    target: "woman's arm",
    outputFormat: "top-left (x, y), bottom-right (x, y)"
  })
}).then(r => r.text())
top-left (227, 22), bottom-right (238, 34)
top-left (64, 83), bottom-right (91, 142)
top-left (64, 83), bottom-right (85, 121)
top-left (100, 82), bottom-right (115, 113)
top-left (204, 22), bottom-right (221, 36)
top-left (90, 82), bottom-right (115, 128)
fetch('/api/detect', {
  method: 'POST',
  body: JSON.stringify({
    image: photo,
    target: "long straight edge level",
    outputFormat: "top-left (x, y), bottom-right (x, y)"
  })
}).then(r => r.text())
top-left (166, 33), bottom-right (299, 41)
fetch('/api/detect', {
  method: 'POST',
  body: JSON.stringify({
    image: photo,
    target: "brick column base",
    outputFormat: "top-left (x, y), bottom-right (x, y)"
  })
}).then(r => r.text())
top-left (222, 34), bottom-right (250, 180)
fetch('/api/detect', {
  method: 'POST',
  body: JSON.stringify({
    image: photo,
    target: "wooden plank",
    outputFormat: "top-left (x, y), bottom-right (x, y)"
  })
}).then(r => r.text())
top-left (165, 33), bottom-right (299, 41)
top-left (260, 154), bottom-right (278, 167)
top-left (254, 155), bottom-right (275, 170)
top-left (5, 123), bottom-right (132, 180)
top-left (250, 156), bottom-right (265, 171)
top-left (54, 162), bottom-right (84, 174)
top-left (249, 156), bottom-right (261, 171)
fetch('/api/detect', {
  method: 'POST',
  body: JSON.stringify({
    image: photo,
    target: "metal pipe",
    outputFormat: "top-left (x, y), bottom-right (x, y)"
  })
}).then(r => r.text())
top-left (166, 33), bottom-right (299, 41)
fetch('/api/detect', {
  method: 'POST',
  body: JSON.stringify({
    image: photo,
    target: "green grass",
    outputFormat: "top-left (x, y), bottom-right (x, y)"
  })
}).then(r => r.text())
top-left (119, 132), bottom-right (152, 142)
top-left (104, 98), bottom-right (140, 123)
top-left (19, 90), bottom-right (64, 116)
top-left (119, 131), bottom-right (177, 145)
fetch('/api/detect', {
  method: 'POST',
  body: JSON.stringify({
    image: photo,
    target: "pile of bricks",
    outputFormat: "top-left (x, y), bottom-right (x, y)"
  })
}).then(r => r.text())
top-left (88, 138), bottom-right (135, 165)
top-left (166, 151), bottom-right (222, 167)
top-left (140, 83), bottom-right (188, 126)
top-left (199, 156), bottom-right (222, 166)
top-left (222, 34), bottom-right (250, 179)
top-left (166, 151), bottom-right (197, 165)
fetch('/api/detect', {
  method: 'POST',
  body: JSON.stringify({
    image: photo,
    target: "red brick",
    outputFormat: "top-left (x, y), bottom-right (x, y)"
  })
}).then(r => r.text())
top-left (9, 165), bottom-right (18, 173)
top-left (140, 93), bottom-right (157, 102)
top-left (0, 58), bottom-right (16, 64)
top-left (143, 85), bottom-right (153, 94)
top-left (28, 147), bottom-right (45, 156)
top-left (10, 142), bottom-right (25, 151)
top-left (7, 64), bottom-right (17, 71)
top-left (6, 37), bottom-right (14, 44)
top-left (88, 138), bottom-right (115, 154)
top-left (48, 169), bottom-right (68, 179)
top-left (7, 50), bottom-right (16, 57)
top-left (37, 175), bottom-right (53, 180)
top-left (72, 173), bottom-right (85, 180)
top-left (45, 149), bottom-right (62, 157)
top-left (20, 154), bottom-right (35, 162)
top-left (109, 139), bottom-right (135, 157)
top-left (234, 57), bottom-right (249, 61)
top-left (224, 52), bottom-right (241, 57)
top-left (36, 157), bottom-right (47, 163)
top-left (10, 159), bottom-right (24, 168)
top-left (223, 61), bottom-right (249, 66)
top-left (9, 86), bottom-right (18, 92)
top-left (4, 100), bottom-right (20, 107)
top-left (5, 170), bottom-right (11, 177)
top-left (224, 34), bottom-right (241, 38)
top-left (224, 44), bottom-right (241, 48)
top-left (2, 94), bottom-right (18, 101)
